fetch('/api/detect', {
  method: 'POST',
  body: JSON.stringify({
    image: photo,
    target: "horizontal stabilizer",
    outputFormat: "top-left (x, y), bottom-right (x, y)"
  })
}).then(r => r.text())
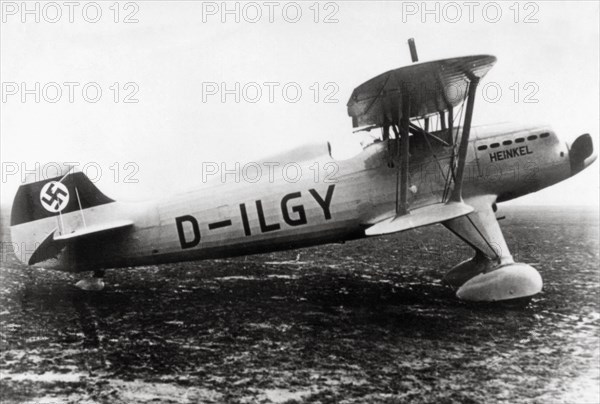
top-left (53, 220), bottom-right (133, 241)
top-left (365, 202), bottom-right (473, 236)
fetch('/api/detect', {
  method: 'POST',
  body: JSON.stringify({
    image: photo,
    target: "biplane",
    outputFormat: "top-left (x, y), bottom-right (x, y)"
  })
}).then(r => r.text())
top-left (9, 40), bottom-right (596, 303)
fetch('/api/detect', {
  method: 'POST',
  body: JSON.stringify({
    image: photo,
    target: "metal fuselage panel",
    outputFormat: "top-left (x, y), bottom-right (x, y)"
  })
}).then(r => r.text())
top-left (20, 124), bottom-right (571, 272)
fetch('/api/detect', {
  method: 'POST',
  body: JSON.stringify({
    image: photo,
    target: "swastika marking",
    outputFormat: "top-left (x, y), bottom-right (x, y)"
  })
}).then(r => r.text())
top-left (40, 181), bottom-right (70, 213)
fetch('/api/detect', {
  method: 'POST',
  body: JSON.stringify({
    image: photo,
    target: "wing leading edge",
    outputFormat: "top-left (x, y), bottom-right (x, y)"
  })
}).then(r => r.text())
top-left (347, 55), bottom-right (497, 129)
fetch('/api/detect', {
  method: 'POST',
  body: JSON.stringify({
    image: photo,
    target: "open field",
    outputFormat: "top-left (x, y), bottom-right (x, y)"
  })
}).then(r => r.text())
top-left (1, 206), bottom-right (598, 403)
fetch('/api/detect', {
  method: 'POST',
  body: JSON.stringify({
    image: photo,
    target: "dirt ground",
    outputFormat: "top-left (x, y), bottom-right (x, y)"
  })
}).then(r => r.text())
top-left (0, 206), bottom-right (598, 403)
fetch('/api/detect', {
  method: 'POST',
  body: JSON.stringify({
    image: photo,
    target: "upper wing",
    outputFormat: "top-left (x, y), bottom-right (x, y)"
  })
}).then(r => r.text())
top-left (347, 55), bottom-right (497, 128)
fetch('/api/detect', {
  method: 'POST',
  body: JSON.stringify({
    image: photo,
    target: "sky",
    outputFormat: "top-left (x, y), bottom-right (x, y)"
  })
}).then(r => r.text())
top-left (1, 0), bottom-right (599, 207)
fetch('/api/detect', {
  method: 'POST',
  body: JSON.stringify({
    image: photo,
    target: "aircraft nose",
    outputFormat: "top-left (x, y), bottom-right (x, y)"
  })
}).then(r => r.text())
top-left (568, 133), bottom-right (597, 176)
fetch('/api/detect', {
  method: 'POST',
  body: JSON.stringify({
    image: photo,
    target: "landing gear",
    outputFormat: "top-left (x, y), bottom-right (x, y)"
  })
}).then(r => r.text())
top-left (442, 200), bottom-right (543, 303)
top-left (75, 270), bottom-right (105, 291)
top-left (443, 251), bottom-right (498, 288)
top-left (444, 257), bottom-right (542, 302)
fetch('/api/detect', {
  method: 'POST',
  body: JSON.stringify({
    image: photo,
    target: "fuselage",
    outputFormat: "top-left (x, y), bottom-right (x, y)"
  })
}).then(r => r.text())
top-left (19, 123), bottom-right (575, 272)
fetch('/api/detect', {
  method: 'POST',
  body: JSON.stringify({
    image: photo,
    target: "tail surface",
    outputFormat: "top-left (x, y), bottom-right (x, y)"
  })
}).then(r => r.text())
top-left (10, 167), bottom-right (117, 266)
top-left (11, 171), bottom-right (114, 227)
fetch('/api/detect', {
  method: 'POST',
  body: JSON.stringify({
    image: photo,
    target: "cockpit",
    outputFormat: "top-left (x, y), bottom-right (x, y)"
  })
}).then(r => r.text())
top-left (358, 113), bottom-right (455, 155)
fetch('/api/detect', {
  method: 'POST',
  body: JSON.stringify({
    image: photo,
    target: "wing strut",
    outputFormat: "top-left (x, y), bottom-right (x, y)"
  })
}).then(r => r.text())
top-left (396, 39), bottom-right (415, 216)
top-left (397, 92), bottom-right (411, 215)
top-left (449, 76), bottom-right (480, 202)
top-left (356, 40), bottom-right (496, 237)
top-left (447, 106), bottom-right (454, 143)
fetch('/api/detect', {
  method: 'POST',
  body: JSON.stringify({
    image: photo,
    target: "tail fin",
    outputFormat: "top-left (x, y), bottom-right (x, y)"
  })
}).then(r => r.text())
top-left (11, 170), bottom-right (113, 227)
top-left (10, 167), bottom-right (115, 265)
